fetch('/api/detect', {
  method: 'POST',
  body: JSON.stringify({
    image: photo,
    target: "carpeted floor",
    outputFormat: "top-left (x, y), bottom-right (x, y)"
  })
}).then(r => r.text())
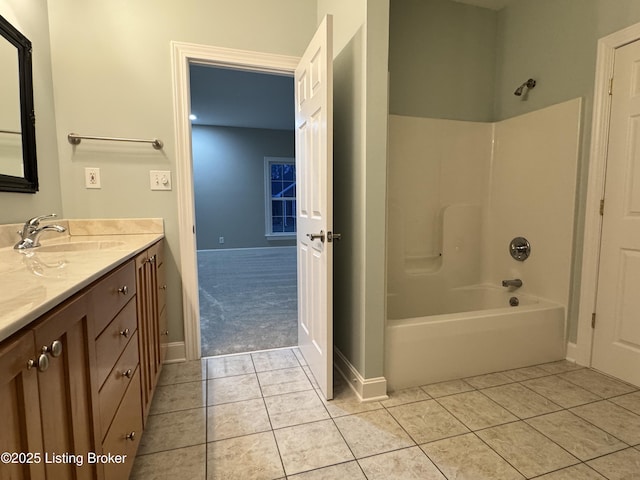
top-left (198, 247), bottom-right (298, 356)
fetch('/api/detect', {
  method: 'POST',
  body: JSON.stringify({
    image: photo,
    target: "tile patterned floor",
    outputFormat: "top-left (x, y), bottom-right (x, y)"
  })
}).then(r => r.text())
top-left (131, 348), bottom-right (640, 479)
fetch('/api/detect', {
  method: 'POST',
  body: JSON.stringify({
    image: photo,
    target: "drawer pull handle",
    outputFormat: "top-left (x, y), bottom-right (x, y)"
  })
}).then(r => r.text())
top-left (160, 285), bottom-right (167, 290)
top-left (125, 432), bottom-right (136, 441)
top-left (162, 330), bottom-right (169, 336)
top-left (120, 328), bottom-right (130, 338)
top-left (118, 285), bottom-right (129, 295)
top-left (122, 369), bottom-right (133, 379)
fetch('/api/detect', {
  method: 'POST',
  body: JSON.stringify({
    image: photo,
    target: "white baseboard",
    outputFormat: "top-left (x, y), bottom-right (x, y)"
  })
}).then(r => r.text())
top-left (163, 341), bottom-right (187, 364)
top-left (566, 341), bottom-right (589, 367)
top-left (334, 348), bottom-right (388, 402)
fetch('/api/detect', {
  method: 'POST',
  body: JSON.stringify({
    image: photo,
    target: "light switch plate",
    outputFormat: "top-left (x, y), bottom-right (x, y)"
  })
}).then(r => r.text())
top-left (150, 170), bottom-right (172, 191)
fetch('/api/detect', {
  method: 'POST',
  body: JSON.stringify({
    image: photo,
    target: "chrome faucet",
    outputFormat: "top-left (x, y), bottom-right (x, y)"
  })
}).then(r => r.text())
top-left (14, 213), bottom-right (67, 250)
top-left (502, 278), bottom-right (523, 288)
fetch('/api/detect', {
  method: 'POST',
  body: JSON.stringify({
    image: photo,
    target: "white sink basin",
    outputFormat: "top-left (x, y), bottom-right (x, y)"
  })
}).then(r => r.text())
top-left (35, 240), bottom-right (127, 253)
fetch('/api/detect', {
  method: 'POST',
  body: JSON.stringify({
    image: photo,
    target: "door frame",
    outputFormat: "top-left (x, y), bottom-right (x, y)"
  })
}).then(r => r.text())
top-left (171, 41), bottom-right (299, 360)
top-left (574, 23), bottom-right (640, 366)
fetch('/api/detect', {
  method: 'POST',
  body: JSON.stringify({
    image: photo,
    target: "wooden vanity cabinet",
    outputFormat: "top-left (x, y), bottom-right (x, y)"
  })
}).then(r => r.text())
top-left (0, 238), bottom-right (165, 480)
top-left (0, 330), bottom-right (46, 480)
top-left (135, 242), bottom-right (164, 425)
top-left (0, 293), bottom-right (99, 480)
top-left (32, 294), bottom-right (99, 480)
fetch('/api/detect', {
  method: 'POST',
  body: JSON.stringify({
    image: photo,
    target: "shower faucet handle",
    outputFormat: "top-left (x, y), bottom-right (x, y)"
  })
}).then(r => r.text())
top-left (502, 279), bottom-right (523, 288)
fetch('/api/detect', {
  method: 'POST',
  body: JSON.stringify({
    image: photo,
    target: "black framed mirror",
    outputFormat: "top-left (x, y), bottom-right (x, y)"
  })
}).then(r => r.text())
top-left (0, 14), bottom-right (38, 193)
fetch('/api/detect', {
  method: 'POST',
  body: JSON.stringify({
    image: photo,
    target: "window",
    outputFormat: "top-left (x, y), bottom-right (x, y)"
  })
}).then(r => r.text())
top-left (265, 157), bottom-right (296, 238)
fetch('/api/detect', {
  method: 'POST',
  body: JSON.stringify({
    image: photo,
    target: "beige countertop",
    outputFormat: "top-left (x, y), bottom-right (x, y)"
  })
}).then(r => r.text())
top-left (0, 218), bottom-right (164, 343)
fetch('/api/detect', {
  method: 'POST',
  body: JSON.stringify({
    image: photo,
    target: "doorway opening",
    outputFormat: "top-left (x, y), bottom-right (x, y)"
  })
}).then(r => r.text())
top-left (189, 64), bottom-right (298, 357)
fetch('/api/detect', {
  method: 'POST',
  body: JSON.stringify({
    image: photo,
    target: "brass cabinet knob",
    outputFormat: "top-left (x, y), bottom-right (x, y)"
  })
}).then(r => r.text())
top-left (118, 285), bottom-right (129, 295)
top-left (119, 328), bottom-right (130, 338)
top-left (122, 369), bottom-right (133, 379)
top-left (125, 432), bottom-right (136, 441)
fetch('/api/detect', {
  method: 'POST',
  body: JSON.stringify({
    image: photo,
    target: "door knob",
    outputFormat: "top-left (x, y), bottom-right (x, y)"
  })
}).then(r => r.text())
top-left (307, 231), bottom-right (325, 242)
top-left (327, 231), bottom-right (341, 242)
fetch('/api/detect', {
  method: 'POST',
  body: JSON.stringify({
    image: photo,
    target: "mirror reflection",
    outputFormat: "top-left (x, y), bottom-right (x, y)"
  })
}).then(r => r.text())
top-left (0, 14), bottom-right (38, 193)
top-left (0, 37), bottom-right (23, 178)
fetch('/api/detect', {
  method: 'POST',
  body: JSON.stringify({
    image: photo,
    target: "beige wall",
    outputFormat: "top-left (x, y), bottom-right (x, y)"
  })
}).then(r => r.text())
top-left (46, 0), bottom-right (318, 346)
top-left (5, 0), bottom-right (389, 382)
top-left (0, 0), bottom-right (62, 223)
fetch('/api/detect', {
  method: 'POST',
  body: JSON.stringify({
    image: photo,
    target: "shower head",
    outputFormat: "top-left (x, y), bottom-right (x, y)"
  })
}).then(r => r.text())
top-left (514, 78), bottom-right (536, 96)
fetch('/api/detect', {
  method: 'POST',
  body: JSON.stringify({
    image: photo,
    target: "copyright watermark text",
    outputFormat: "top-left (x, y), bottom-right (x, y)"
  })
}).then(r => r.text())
top-left (1, 452), bottom-right (127, 467)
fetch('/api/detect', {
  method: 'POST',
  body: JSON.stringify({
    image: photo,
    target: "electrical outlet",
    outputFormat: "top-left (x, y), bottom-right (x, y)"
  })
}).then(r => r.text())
top-left (219, 236), bottom-right (225, 244)
top-left (85, 167), bottom-right (101, 189)
top-left (150, 170), bottom-right (172, 191)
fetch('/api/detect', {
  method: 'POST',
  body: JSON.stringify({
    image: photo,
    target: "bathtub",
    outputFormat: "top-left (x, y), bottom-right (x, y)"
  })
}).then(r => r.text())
top-left (385, 284), bottom-right (566, 390)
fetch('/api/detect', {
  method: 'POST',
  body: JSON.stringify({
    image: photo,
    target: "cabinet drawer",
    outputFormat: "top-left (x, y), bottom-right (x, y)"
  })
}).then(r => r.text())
top-left (99, 330), bottom-right (139, 439)
top-left (95, 299), bottom-right (137, 388)
top-left (102, 369), bottom-right (142, 480)
top-left (91, 260), bottom-right (136, 336)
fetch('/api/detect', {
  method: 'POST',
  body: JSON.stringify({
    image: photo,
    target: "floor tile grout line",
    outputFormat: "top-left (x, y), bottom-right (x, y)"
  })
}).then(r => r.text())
top-left (426, 391), bottom-right (580, 478)
top-left (141, 351), bottom-right (640, 479)
top-left (376, 400), bottom-right (452, 479)
top-left (521, 412), bottom-right (628, 465)
top-left (251, 351), bottom-right (288, 479)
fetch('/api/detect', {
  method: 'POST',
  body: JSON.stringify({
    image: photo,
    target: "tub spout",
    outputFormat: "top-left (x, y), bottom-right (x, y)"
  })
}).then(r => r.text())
top-left (502, 278), bottom-right (523, 288)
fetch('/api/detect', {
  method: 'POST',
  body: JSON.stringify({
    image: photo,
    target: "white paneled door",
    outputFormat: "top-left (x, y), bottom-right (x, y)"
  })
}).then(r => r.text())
top-left (295, 15), bottom-right (334, 400)
top-left (593, 39), bottom-right (640, 387)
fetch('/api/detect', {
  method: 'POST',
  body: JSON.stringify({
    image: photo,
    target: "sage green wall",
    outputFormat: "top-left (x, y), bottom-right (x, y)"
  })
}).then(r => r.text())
top-left (389, 0), bottom-right (497, 122)
top-left (494, 0), bottom-right (640, 344)
top-left (317, 0), bottom-right (389, 379)
top-left (46, 0), bottom-right (318, 346)
top-left (0, 0), bottom-right (62, 224)
top-left (494, 0), bottom-right (640, 121)
top-left (389, 0), bottom-right (640, 345)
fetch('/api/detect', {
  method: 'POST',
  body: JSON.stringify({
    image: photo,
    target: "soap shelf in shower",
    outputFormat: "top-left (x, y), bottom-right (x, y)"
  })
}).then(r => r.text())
top-left (405, 254), bottom-right (442, 274)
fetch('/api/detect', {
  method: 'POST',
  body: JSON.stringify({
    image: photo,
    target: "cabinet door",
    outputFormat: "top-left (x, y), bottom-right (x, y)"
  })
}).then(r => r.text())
top-left (32, 294), bottom-right (99, 480)
top-left (156, 241), bottom-right (168, 364)
top-left (136, 241), bottom-right (164, 424)
top-left (0, 331), bottom-right (45, 480)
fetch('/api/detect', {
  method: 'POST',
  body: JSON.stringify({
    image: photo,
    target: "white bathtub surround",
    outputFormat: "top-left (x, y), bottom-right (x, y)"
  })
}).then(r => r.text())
top-left (385, 288), bottom-right (565, 390)
top-left (386, 99), bottom-right (582, 388)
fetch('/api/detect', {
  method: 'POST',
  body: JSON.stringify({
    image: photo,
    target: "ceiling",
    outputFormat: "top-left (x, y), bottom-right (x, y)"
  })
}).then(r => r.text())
top-left (449, 0), bottom-right (514, 10)
top-left (189, 64), bottom-right (294, 131)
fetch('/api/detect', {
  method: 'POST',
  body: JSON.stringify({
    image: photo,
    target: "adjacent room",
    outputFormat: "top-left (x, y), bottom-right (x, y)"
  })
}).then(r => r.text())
top-left (190, 65), bottom-right (298, 356)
